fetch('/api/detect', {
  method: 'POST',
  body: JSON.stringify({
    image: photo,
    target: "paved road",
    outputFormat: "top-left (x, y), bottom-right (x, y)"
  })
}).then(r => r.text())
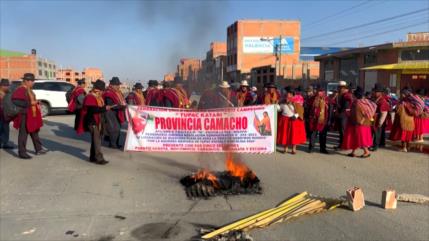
top-left (1, 115), bottom-right (428, 241)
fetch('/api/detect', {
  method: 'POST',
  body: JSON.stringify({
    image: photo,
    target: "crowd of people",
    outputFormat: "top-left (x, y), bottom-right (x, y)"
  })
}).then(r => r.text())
top-left (0, 73), bottom-right (428, 164)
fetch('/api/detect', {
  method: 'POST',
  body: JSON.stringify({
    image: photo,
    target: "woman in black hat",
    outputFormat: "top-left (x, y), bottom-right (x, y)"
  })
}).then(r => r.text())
top-left (0, 79), bottom-right (13, 149)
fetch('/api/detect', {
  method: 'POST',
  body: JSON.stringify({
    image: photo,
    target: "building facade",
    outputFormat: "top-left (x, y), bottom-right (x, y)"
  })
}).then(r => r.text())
top-left (200, 42), bottom-right (227, 90)
top-left (0, 49), bottom-right (56, 80)
top-left (315, 32), bottom-right (429, 93)
top-left (57, 67), bottom-right (103, 85)
top-left (176, 58), bottom-right (201, 91)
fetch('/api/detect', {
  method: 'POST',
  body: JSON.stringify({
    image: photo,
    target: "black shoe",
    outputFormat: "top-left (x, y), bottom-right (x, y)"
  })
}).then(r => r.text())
top-left (19, 153), bottom-right (32, 159)
top-left (369, 147), bottom-right (377, 152)
top-left (308, 148), bottom-right (313, 153)
top-left (1, 144), bottom-right (14, 149)
top-left (95, 160), bottom-right (109, 165)
top-left (35, 149), bottom-right (49, 155)
top-left (320, 149), bottom-right (330, 154)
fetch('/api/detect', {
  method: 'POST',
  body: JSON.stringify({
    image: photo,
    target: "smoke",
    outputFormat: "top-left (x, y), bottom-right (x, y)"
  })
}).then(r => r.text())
top-left (139, 0), bottom-right (229, 72)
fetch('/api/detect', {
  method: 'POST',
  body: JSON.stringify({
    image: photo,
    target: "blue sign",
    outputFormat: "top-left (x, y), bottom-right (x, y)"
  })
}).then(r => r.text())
top-left (273, 37), bottom-right (294, 54)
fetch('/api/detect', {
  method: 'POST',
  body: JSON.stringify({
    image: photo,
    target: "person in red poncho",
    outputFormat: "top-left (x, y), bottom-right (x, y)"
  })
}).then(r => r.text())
top-left (126, 82), bottom-right (146, 106)
top-left (342, 86), bottom-right (376, 158)
top-left (335, 81), bottom-right (353, 149)
top-left (413, 89), bottom-right (429, 143)
top-left (103, 77), bottom-right (127, 149)
top-left (158, 81), bottom-right (180, 108)
top-left (236, 80), bottom-right (252, 107)
top-left (174, 79), bottom-right (190, 109)
top-left (12, 73), bottom-right (48, 159)
top-left (370, 84), bottom-right (390, 151)
top-left (262, 83), bottom-right (280, 105)
top-left (307, 85), bottom-right (330, 154)
top-left (68, 79), bottom-right (87, 131)
top-left (198, 81), bottom-right (237, 109)
top-left (145, 80), bottom-right (161, 106)
top-left (390, 87), bottom-right (421, 152)
top-left (77, 80), bottom-right (111, 165)
top-left (276, 86), bottom-right (306, 155)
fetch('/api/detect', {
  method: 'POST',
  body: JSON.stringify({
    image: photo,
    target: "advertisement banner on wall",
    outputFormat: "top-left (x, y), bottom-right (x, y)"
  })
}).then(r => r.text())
top-left (125, 105), bottom-right (277, 153)
top-left (243, 36), bottom-right (294, 54)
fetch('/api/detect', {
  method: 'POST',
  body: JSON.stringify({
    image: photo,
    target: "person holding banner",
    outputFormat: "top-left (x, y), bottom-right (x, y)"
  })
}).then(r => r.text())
top-left (236, 80), bottom-right (252, 107)
top-left (198, 81), bottom-right (237, 109)
top-left (126, 82), bottom-right (146, 106)
top-left (277, 87), bottom-right (306, 154)
top-left (77, 80), bottom-right (110, 165)
top-left (159, 81), bottom-right (180, 108)
top-left (103, 77), bottom-right (127, 149)
top-left (68, 79), bottom-right (87, 131)
top-left (174, 79), bottom-right (190, 109)
top-left (262, 83), bottom-right (280, 105)
top-left (145, 80), bottom-right (161, 106)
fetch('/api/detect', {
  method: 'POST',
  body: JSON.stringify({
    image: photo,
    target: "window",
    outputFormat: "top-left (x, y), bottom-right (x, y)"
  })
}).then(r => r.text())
top-left (32, 83), bottom-right (45, 90)
top-left (401, 48), bottom-right (429, 61)
top-left (44, 63), bottom-right (47, 68)
top-left (364, 52), bottom-right (377, 65)
top-left (38, 61), bottom-right (42, 67)
top-left (38, 70), bottom-right (43, 76)
top-left (44, 71), bottom-right (48, 77)
top-left (257, 76), bottom-right (261, 83)
top-left (48, 64), bottom-right (51, 68)
top-left (53, 72), bottom-right (56, 77)
top-left (389, 73), bottom-right (397, 87)
top-left (269, 75), bottom-right (274, 82)
top-left (66, 78), bottom-right (71, 82)
top-left (66, 72), bottom-right (70, 76)
top-left (59, 83), bottom-right (74, 92)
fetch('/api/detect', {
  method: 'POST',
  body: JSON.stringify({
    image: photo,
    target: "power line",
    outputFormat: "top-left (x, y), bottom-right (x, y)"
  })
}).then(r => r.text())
top-left (325, 20), bottom-right (429, 46)
top-left (310, 13), bottom-right (429, 46)
top-left (303, 0), bottom-right (371, 28)
top-left (302, 8), bottom-right (429, 41)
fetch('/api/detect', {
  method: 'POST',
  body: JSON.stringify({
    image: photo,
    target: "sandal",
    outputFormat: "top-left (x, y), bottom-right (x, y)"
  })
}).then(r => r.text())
top-left (360, 154), bottom-right (371, 158)
top-left (291, 151), bottom-right (296, 155)
top-left (347, 153), bottom-right (356, 157)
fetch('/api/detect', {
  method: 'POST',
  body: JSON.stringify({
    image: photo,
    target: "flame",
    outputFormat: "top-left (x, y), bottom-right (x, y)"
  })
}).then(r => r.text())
top-left (225, 153), bottom-right (254, 181)
top-left (193, 169), bottom-right (219, 188)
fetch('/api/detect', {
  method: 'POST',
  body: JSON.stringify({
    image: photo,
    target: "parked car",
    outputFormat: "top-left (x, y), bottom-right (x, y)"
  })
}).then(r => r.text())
top-left (33, 80), bottom-right (74, 117)
top-left (9, 80), bottom-right (74, 117)
top-left (326, 82), bottom-right (340, 95)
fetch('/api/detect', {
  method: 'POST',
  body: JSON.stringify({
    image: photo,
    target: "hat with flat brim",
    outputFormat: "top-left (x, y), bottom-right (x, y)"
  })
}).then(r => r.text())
top-left (109, 77), bottom-right (122, 86)
top-left (134, 82), bottom-right (144, 89)
top-left (93, 79), bottom-right (106, 91)
top-left (218, 81), bottom-right (231, 89)
top-left (0, 78), bottom-right (10, 86)
top-left (148, 80), bottom-right (159, 87)
top-left (22, 73), bottom-right (35, 81)
top-left (77, 79), bottom-right (85, 85)
top-left (338, 80), bottom-right (347, 87)
top-left (240, 80), bottom-right (249, 87)
top-left (373, 83), bottom-right (385, 92)
top-left (266, 83), bottom-right (277, 89)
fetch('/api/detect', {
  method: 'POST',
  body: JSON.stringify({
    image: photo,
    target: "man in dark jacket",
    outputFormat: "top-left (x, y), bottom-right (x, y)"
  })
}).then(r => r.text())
top-left (0, 79), bottom-right (13, 149)
top-left (103, 77), bottom-right (127, 148)
top-left (77, 80), bottom-right (111, 165)
top-left (12, 73), bottom-right (48, 159)
top-left (336, 81), bottom-right (353, 149)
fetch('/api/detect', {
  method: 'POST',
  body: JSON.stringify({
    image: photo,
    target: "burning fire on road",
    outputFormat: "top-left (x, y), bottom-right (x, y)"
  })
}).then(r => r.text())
top-left (180, 153), bottom-right (261, 198)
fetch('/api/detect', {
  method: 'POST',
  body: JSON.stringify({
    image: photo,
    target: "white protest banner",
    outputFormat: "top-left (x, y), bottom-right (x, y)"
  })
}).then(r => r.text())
top-left (125, 105), bottom-right (277, 153)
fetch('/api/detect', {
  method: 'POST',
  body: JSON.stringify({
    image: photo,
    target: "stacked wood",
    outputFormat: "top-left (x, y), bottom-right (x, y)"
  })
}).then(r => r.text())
top-left (201, 192), bottom-right (343, 240)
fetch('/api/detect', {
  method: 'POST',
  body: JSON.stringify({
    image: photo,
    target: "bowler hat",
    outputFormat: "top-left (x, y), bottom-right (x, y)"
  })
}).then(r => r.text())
top-left (134, 82), bottom-right (144, 89)
top-left (109, 77), bottom-right (122, 86)
top-left (240, 80), bottom-right (249, 87)
top-left (148, 80), bottom-right (159, 87)
top-left (353, 86), bottom-right (364, 99)
top-left (338, 80), bottom-right (347, 87)
top-left (22, 73), bottom-right (35, 81)
top-left (0, 78), bottom-right (10, 86)
top-left (77, 79), bottom-right (85, 85)
top-left (373, 83), bottom-right (385, 92)
top-left (266, 83), bottom-right (277, 89)
top-left (284, 86), bottom-right (293, 93)
top-left (93, 79), bottom-right (106, 91)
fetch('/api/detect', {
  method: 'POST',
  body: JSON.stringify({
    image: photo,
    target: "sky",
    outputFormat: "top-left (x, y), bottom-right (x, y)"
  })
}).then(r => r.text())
top-left (1, 0), bottom-right (428, 82)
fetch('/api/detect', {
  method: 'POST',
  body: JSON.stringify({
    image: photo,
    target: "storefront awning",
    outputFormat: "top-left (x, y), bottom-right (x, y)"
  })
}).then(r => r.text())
top-left (361, 62), bottom-right (429, 70)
